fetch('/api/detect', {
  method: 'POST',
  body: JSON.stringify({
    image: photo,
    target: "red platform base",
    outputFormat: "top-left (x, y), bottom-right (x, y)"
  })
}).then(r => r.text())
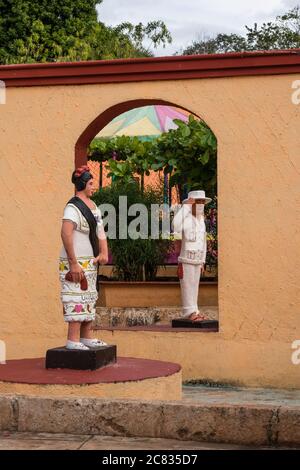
top-left (0, 357), bottom-right (180, 385)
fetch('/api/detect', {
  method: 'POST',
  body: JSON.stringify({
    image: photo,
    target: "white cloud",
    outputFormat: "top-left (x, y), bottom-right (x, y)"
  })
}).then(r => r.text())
top-left (97, 0), bottom-right (300, 55)
top-left (282, 0), bottom-right (299, 7)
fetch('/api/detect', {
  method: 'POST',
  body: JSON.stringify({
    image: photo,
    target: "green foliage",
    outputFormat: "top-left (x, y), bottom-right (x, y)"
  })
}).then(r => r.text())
top-left (92, 181), bottom-right (173, 281)
top-left (0, 0), bottom-right (100, 63)
top-left (0, 0), bottom-right (172, 64)
top-left (181, 6), bottom-right (300, 54)
top-left (113, 20), bottom-right (172, 55)
top-left (245, 6), bottom-right (300, 50)
top-left (89, 118), bottom-right (218, 275)
top-left (89, 136), bottom-right (155, 185)
top-left (149, 115), bottom-right (217, 198)
top-left (182, 34), bottom-right (248, 55)
top-left (89, 115), bottom-right (217, 198)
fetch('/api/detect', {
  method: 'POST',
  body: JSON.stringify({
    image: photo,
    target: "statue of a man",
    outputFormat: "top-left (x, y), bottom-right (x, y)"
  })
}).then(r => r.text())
top-left (172, 190), bottom-right (211, 322)
top-left (59, 165), bottom-right (108, 350)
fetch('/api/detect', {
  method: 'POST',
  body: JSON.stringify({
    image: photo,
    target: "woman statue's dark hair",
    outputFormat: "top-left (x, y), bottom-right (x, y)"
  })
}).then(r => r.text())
top-left (71, 165), bottom-right (93, 191)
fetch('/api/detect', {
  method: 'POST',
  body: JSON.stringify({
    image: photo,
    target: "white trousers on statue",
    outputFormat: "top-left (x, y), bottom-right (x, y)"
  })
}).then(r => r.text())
top-left (179, 263), bottom-right (201, 317)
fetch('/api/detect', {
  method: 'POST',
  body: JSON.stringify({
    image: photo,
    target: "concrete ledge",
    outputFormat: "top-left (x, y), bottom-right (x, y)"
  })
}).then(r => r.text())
top-left (95, 325), bottom-right (218, 333)
top-left (0, 395), bottom-right (18, 431)
top-left (0, 394), bottom-right (300, 447)
top-left (95, 306), bottom-right (218, 328)
top-left (277, 408), bottom-right (300, 445)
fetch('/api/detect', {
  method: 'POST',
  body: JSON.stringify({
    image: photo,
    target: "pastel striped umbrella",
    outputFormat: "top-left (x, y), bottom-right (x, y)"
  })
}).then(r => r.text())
top-left (95, 105), bottom-right (196, 205)
top-left (97, 105), bottom-right (194, 138)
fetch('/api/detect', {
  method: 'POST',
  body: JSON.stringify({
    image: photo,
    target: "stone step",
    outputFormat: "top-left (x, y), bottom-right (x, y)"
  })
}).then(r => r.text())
top-left (95, 306), bottom-right (218, 328)
top-left (1, 386), bottom-right (299, 447)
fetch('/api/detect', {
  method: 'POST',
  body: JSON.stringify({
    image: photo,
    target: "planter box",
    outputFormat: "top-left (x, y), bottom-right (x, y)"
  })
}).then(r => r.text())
top-left (97, 281), bottom-right (218, 308)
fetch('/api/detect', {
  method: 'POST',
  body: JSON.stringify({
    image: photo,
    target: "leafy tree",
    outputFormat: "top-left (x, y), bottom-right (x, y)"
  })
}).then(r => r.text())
top-left (0, 0), bottom-right (172, 64)
top-left (89, 136), bottom-right (155, 188)
top-left (0, 0), bottom-right (99, 63)
top-left (89, 22), bottom-right (152, 60)
top-left (182, 34), bottom-right (247, 55)
top-left (246, 6), bottom-right (300, 50)
top-left (150, 115), bottom-right (217, 199)
top-left (114, 21), bottom-right (172, 54)
top-left (181, 6), bottom-right (300, 55)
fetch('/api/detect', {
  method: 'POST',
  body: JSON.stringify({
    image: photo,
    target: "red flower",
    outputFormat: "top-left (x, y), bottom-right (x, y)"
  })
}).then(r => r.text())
top-left (75, 165), bottom-right (89, 177)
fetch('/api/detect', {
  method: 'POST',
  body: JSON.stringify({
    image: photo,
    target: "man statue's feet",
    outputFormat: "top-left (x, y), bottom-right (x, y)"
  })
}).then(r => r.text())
top-left (187, 311), bottom-right (209, 322)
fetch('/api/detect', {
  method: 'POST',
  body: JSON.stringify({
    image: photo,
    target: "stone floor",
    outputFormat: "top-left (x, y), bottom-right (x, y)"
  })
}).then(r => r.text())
top-left (0, 432), bottom-right (279, 450)
top-left (182, 384), bottom-right (300, 406)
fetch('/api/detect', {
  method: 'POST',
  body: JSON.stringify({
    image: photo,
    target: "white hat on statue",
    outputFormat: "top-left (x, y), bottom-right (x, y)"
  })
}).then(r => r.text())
top-left (182, 190), bottom-right (212, 204)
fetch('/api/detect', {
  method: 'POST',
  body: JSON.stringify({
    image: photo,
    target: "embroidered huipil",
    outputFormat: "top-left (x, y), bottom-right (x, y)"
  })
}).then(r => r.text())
top-left (59, 202), bottom-right (104, 322)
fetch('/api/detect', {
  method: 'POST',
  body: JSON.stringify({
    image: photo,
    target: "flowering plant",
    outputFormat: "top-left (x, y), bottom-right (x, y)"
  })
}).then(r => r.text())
top-left (205, 197), bottom-right (218, 268)
top-left (74, 165), bottom-right (90, 177)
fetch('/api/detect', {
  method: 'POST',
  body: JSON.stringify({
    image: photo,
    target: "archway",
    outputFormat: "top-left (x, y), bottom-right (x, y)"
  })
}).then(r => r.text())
top-left (75, 99), bottom-right (208, 166)
top-left (74, 98), bottom-right (219, 323)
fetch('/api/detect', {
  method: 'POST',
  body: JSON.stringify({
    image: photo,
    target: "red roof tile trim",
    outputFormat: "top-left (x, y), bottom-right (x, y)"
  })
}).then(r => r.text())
top-left (0, 49), bottom-right (300, 87)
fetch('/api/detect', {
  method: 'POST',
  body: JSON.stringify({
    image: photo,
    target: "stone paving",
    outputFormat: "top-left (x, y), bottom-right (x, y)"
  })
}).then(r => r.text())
top-left (0, 432), bottom-right (281, 450)
top-left (182, 385), bottom-right (300, 406)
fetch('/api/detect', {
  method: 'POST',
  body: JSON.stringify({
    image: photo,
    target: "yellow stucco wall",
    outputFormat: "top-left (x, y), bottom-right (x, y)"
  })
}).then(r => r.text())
top-left (0, 74), bottom-right (300, 388)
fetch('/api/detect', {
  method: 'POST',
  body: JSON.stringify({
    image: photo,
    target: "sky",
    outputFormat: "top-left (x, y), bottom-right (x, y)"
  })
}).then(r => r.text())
top-left (97, 0), bottom-right (299, 56)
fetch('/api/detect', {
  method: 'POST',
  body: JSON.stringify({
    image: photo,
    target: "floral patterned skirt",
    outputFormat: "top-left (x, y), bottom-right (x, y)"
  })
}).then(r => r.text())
top-left (59, 256), bottom-right (98, 322)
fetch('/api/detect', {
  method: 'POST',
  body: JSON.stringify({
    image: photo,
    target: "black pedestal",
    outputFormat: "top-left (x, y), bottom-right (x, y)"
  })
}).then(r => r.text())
top-left (45, 344), bottom-right (117, 370)
top-left (172, 318), bottom-right (219, 329)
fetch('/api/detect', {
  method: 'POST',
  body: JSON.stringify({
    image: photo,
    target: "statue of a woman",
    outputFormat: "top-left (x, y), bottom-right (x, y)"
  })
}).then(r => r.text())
top-left (59, 165), bottom-right (108, 350)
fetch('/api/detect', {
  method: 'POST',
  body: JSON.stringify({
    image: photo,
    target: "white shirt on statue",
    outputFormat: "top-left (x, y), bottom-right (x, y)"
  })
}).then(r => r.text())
top-left (59, 203), bottom-right (104, 259)
top-left (172, 203), bottom-right (207, 265)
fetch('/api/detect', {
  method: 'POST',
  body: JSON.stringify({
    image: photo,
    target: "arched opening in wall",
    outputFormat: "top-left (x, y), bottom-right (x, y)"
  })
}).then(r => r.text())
top-left (75, 99), bottom-right (218, 329)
